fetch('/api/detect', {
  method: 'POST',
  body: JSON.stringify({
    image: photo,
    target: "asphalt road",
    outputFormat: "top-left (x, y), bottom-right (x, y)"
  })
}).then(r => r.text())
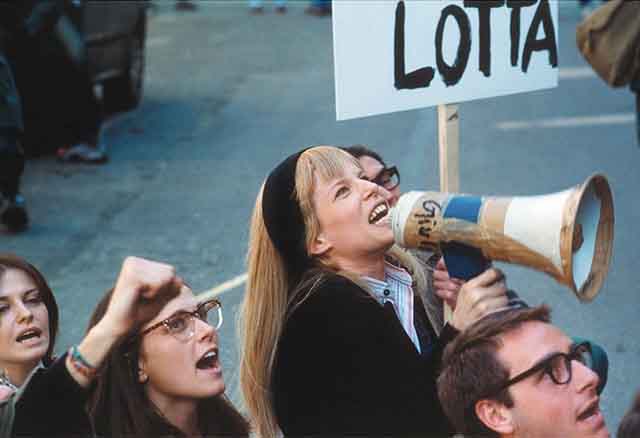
top-left (3, 1), bottom-right (639, 433)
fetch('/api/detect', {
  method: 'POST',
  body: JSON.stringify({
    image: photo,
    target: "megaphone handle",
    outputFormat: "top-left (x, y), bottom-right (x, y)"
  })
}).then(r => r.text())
top-left (441, 242), bottom-right (491, 281)
top-left (440, 242), bottom-right (490, 324)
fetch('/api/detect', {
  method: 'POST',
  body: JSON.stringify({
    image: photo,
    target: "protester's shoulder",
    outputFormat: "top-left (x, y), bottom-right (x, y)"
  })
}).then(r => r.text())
top-left (282, 272), bottom-right (381, 347)
top-left (301, 271), bottom-right (370, 305)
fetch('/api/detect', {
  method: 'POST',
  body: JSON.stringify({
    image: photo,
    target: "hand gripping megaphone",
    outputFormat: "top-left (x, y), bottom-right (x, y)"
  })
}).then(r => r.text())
top-left (391, 174), bottom-right (614, 301)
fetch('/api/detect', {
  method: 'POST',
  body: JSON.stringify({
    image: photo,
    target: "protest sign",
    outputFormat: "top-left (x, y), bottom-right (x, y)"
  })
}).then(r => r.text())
top-left (333, 0), bottom-right (559, 120)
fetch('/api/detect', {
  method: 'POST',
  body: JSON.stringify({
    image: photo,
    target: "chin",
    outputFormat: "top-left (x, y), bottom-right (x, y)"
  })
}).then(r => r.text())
top-left (198, 380), bottom-right (225, 399)
top-left (16, 344), bottom-right (49, 364)
top-left (381, 232), bottom-right (395, 249)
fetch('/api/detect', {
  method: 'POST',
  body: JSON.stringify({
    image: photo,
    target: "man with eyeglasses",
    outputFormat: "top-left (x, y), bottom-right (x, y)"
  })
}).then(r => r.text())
top-left (437, 305), bottom-right (609, 438)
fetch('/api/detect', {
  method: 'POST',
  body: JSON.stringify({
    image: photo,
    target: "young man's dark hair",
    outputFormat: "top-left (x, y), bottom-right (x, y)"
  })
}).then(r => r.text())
top-left (437, 305), bottom-right (551, 437)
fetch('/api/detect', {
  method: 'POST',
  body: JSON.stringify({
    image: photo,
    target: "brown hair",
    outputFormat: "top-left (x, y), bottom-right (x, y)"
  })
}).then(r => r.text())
top-left (437, 305), bottom-right (551, 437)
top-left (618, 391), bottom-right (640, 438)
top-left (87, 288), bottom-right (250, 438)
top-left (0, 253), bottom-right (59, 366)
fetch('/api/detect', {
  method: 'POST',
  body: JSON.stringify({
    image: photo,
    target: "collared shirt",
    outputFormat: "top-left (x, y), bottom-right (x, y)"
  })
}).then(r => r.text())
top-left (363, 262), bottom-right (421, 353)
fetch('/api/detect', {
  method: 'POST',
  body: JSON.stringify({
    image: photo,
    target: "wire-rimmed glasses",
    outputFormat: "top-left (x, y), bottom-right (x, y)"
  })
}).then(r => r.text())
top-left (137, 298), bottom-right (223, 343)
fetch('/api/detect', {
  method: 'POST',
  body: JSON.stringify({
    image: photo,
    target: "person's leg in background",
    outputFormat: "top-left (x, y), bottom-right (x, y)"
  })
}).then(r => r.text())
top-left (306, 0), bottom-right (331, 17)
top-left (175, 0), bottom-right (197, 11)
top-left (54, 43), bottom-right (108, 164)
top-left (249, 0), bottom-right (265, 15)
top-left (248, 0), bottom-right (287, 14)
top-left (0, 53), bottom-right (28, 232)
top-left (275, 0), bottom-right (287, 14)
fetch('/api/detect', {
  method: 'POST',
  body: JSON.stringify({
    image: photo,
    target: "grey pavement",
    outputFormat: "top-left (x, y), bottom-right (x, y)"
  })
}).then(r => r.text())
top-left (2, 0), bottom-right (638, 433)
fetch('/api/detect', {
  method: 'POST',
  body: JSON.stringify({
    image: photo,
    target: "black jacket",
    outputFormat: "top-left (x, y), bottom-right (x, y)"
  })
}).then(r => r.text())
top-left (272, 273), bottom-right (457, 437)
top-left (12, 353), bottom-right (91, 437)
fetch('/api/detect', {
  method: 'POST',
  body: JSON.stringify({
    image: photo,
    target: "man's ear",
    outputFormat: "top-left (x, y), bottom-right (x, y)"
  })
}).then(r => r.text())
top-left (475, 399), bottom-right (515, 435)
top-left (309, 232), bottom-right (332, 257)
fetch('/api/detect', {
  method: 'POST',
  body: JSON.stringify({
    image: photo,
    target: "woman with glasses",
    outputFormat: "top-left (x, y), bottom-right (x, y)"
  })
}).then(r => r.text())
top-left (239, 146), bottom-right (509, 437)
top-left (88, 264), bottom-right (249, 437)
top-left (2, 255), bottom-right (189, 437)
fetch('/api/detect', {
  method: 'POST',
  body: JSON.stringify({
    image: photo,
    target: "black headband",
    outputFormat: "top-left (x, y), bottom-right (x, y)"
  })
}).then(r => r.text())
top-left (262, 149), bottom-right (311, 279)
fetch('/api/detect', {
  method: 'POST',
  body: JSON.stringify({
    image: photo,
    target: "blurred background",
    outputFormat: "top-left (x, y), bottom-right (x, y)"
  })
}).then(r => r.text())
top-left (1, 0), bottom-right (638, 433)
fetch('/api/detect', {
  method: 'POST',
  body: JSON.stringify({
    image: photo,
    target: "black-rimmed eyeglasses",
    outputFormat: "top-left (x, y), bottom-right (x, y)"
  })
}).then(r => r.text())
top-left (486, 342), bottom-right (593, 397)
top-left (137, 298), bottom-right (223, 343)
top-left (371, 166), bottom-right (400, 191)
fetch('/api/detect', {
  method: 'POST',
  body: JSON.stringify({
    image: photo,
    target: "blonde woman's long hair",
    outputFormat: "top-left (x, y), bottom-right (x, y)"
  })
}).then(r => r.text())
top-left (238, 146), bottom-right (427, 437)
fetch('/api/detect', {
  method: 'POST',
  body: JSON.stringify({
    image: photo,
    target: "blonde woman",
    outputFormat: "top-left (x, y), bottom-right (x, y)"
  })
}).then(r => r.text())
top-left (239, 146), bottom-right (510, 437)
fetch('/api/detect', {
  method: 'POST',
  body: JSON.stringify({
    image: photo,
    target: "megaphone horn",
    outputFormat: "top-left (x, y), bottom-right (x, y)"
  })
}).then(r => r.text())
top-left (391, 174), bottom-right (614, 302)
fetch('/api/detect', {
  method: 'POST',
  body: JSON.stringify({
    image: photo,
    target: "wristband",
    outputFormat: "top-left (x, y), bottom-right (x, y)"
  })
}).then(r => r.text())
top-left (68, 346), bottom-right (99, 379)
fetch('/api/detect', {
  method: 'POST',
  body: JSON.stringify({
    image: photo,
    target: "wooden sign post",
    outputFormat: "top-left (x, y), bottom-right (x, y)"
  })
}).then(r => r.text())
top-left (437, 103), bottom-right (459, 322)
top-left (438, 104), bottom-right (460, 194)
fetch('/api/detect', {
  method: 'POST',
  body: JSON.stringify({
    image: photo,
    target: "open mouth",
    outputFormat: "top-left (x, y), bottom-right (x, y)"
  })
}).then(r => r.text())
top-left (16, 328), bottom-right (42, 343)
top-left (577, 398), bottom-right (600, 422)
top-left (196, 348), bottom-right (219, 370)
top-left (369, 201), bottom-right (389, 225)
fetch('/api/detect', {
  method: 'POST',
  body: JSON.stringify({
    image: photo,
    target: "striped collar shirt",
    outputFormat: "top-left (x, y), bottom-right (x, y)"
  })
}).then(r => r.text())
top-left (362, 262), bottom-right (421, 353)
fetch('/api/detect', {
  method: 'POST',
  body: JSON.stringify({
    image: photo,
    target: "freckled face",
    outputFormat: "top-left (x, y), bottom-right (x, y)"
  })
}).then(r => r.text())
top-left (0, 269), bottom-right (50, 371)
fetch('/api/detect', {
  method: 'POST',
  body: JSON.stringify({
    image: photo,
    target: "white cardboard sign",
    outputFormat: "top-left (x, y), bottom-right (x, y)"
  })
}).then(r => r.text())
top-left (332, 0), bottom-right (559, 121)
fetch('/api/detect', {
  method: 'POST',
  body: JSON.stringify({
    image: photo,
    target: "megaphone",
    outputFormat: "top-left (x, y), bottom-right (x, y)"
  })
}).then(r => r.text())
top-left (391, 174), bottom-right (614, 302)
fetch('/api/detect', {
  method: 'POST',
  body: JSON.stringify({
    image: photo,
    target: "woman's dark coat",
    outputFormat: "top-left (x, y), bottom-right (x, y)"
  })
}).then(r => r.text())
top-left (273, 273), bottom-right (457, 436)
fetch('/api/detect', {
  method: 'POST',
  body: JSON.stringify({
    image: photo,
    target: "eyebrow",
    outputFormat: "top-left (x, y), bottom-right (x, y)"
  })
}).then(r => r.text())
top-left (522, 344), bottom-right (572, 371)
top-left (528, 351), bottom-right (559, 369)
top-left (161, 303), bottom-right (199, 321)
top-left (0, 288), bottom-right (38, 303)
top-left (371, 168), bottom-right (385, 181)
top-left (328, 177), bottom-right (347, 190)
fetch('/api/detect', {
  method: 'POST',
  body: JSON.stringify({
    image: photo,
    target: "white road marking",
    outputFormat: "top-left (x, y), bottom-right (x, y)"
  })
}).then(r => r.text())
top-left (147, 36), bottom-right (171, 48)
top-left (497, 113), bottom-right (635, 131)
top-left (197, 273), bottom-right (248, 301)
top-left (559, 67), bottom-right (596, 80)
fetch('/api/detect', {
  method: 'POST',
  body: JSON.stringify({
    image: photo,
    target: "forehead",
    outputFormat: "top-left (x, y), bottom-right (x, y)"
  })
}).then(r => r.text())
top-left (142, 286), bottom-right (197, 329)
top-left (497, 321), bottom-right (572, 373)
top-left (313, 159), bottom-right (360, 184)
top-left (0, 268), bottom-right (37, 299)
top-left (312, 161), bottom-right (361, 202)
top-left (358, 155), bottom-right (385, 176)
